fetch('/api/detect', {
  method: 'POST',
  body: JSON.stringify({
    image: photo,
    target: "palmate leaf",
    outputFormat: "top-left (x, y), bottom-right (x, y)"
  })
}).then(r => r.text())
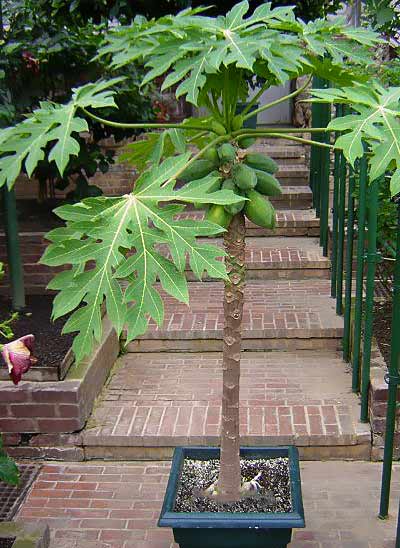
top-left (117, 128), bottom-right (187, 171)
top-left (0, 78), bottom-right (123, 189)
top-left (41, 153), bottom-right (244, 363)
top-left (99, 1), bottom-right (380, 106)
top-left (310, 83), bottom-right (400, 195)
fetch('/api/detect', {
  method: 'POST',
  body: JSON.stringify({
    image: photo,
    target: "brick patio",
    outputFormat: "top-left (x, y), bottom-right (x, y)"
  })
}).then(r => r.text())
top-left (16, 461), bottom-right (400, 547)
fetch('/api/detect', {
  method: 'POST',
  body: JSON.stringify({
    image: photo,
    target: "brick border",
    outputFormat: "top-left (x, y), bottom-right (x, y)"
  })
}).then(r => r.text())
top-left (0, 316), bottom-right (119, 438)
top-left (0, 521), bottom-right (49, 548)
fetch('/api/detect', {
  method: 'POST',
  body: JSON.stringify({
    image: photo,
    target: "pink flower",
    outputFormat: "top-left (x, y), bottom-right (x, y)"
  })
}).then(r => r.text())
top-left (2, 335), bottom-right (38, 385)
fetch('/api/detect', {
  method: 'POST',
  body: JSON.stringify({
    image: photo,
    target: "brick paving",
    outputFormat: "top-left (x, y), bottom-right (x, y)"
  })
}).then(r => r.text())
top-left (16, 461), bottom-right (400, 547)
top-left (127, 280), bottom-right (343, 349)
top-left (83, 351), bottom-right (368, 451)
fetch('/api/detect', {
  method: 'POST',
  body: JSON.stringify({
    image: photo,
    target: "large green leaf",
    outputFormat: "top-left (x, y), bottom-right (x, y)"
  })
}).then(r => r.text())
top-left (99, 1), bottom-right (379, 106)
top-left (311, 83), bottom-right (400, 195)
top-left (0, 78), bottom-right (123, 189)
top-left (41, 153), bottom-right (244, 363)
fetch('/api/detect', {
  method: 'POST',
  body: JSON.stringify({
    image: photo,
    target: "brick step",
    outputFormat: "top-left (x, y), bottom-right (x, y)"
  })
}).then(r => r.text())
top-left (82, 350), bottom-right (370, 460)
top-left (157, 237), bottom-right (330, 280)
top-left (125, 280), bottom-right (343, 353)
top-left (271, 186), bottom-right (312, 209)
top-left (249, 144), bottom-right (305, 164)
top-left (274, 165), bottom-right (309, 185)
top-left (178, 209), bottom-right (320, 237)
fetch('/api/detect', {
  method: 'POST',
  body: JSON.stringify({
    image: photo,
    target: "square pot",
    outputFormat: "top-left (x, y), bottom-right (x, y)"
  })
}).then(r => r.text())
top-left (158, 446), bottom-right (305, 548)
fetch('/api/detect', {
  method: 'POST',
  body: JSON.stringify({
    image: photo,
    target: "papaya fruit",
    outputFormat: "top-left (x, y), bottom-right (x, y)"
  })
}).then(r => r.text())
top-left (244, 189), bottom-right (276, 229)
top-left (218, 143), bottom-right (236, 164)
top-left (238, 136), bottom-right (256, 149)
top-left (211, 121), bottom-right (227, 136)
top-left (232, 115), bottom-right (244, 131)
top-left (244, 152), bottom-right (279, 174)
top-left (222, 178), bottom-right (236, 191)
top-left (180, 159), bottom-right (216, 183)
top-left (203, 146), bottom-right (219, 165)
top-left (254, 170), bottom-right (282, 196)
top-left (205, 204), bottom-right (232, 229)
top-left (232, 163), bottom-right (257, 190)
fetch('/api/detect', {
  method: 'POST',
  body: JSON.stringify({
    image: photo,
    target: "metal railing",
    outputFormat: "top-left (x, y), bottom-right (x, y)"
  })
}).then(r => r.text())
top-left (309, 86), bottom-right (400, 525)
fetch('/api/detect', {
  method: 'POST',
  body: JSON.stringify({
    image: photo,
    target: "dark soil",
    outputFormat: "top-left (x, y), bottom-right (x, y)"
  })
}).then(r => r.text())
top-left (174, 457), bottom-right (291, 513)
top-left (373, 300), bottom-right (392, 367)
top-left (0, 295), bottom-right (74, 369)
top-left (0, 539), bottom-right (15, 548)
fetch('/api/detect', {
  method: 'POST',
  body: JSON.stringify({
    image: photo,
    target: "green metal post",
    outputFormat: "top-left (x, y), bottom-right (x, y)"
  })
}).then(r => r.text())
top-left (331, 146), bottom-right (341, 298)
top-left (2, 188), bottom-right (25, 310)
top-left (343, 165), bottom-right (356, 362)
top-left (352, 154), bottom-right (368, 393)
top-left (379, 199), bottom-right (400, 519)
top-left (319, 103), bottom-right (331, 257)
top-left (310, 76), bottom-right (329, 216)
top-left (360, 178), bottom-right (380, 422)
top-left (336, 153), bottom-right (347, 315)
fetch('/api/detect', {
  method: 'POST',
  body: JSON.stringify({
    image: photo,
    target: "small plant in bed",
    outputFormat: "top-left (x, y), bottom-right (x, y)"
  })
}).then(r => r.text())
top-left (0, 1), bottom-right (396, 546)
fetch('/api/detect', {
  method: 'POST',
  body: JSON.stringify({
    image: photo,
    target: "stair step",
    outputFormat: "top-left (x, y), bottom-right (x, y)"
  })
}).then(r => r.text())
top-left (157, 237), bottom-right (330, 280)
top-left (270, 186), bottom-right (312, 210)
top-left (179, 209), bottom-right (319, 237)
top-left (125, 280), bottom-right (343, 353)
top-left (83, 350), bottom-right (370, 460)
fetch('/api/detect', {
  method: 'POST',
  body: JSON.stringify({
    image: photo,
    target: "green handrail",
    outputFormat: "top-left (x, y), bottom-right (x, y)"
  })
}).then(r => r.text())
top-left (343, 165), bottom-right (356, 362)
top-left (360, 177), bottom-right (380, 422)
top-left (352, 154), bottom-right (368, 393)
top-left (2, 188), bottom-right (25, 311)
top-left (379, 198), bottom-right (400, 519)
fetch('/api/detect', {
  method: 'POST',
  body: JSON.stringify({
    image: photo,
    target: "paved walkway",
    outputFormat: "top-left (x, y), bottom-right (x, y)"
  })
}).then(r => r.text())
top-left (17, 461), bottom-right (400, 548)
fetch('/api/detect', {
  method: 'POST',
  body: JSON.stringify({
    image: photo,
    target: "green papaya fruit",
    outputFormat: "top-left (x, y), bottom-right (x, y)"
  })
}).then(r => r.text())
top-left (203, 146), bottom-right (219, 164)
top-left (180, 159), bottom-right (216, 182)
top-left (237, 136), bottom-right (256, 148)
top-left (244, 153), bottom-right (279, 174)
top-left (232, 163), bottom-right (257, 190)
top-left (218, 143), bottom-right (236, 164)
top-left (205, 204), bottom-right (232, 229)
top-left (254, 170), bottom-right (282, 196)
top-left (244, 189), bottom-right (276, 229)
top-left (222, 178), bottom-right (236, 191)
top-left (232, 115), bottom-right (244, 131)
top-left (211, 121), bottom-right (227, 136)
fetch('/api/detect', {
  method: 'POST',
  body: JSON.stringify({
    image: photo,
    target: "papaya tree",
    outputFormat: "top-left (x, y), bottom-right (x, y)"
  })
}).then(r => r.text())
top-left (0, 2), bottom-right (396, 502)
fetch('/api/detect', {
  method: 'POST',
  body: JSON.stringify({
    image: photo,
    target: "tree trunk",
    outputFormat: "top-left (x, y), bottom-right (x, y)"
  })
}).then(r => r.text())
top-left (217, 212), bottom-right (246, 502)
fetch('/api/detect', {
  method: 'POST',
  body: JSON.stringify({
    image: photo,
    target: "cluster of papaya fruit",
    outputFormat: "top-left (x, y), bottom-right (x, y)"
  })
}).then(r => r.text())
top-left (180, 139), bottom-right (282, 230)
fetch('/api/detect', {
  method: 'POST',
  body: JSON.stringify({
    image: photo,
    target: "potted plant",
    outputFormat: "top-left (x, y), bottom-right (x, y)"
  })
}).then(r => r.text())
top-left (0, 2), bottom-right (395, 546)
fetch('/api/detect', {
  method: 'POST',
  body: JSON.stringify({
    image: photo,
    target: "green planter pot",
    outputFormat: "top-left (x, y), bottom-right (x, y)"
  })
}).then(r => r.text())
top-left (158, 446), bottom-right (305, 548)
top-left (236, 102), bottom-right (259, 130)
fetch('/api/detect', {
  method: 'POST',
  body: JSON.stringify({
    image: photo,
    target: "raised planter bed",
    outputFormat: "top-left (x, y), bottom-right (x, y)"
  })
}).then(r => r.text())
top-left (0, 315), bottom-right (119, 437)
top-left (0, 296), bottom-right (74, 382)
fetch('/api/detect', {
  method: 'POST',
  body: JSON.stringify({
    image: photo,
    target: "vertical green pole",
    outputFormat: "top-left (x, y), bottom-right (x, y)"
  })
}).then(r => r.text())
top-left (352, 153), bottom-right (368, 393)
top-left (331, 142), bottom-right (341, 298)
top-left (343, 164), bottom-right (356, 362)
top-left (310, 76), bottom-right (328, 216)
top-left (336, 152), bottom-right (347, 315)
top-left (2, 189), bottom-right (25, 311)
top-left (360, 177), bottom-right (379, 422)
top-left (319, 103), bottom-right (331, 257)
top-left (379, 198), bottom-right (400, 519)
